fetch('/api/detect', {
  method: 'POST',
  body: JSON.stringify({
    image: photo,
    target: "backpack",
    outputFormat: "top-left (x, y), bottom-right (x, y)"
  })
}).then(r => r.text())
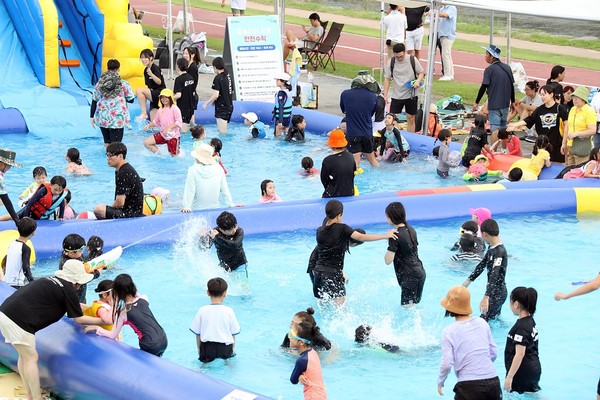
top-left (390, 55), bottom-right (417, 81)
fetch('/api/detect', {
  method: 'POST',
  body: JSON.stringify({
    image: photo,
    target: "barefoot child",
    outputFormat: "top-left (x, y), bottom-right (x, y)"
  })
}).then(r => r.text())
top-left (189, 277), bottom-right (240, 362)
top-left (135, 49), bottom-right (166, 121)
top-left (3, 217), bottom-right (36, 288)
top-left (143, 89), bottom-right (182, 156)
top-left (207, 211), bottom-right (248, 273)
top-left (289, 321), bottom-right (328, 400)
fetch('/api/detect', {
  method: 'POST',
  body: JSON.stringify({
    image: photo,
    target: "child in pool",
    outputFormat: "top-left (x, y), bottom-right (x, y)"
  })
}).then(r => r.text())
top-left (85, 273), bottom-right (168, 357)
top-left (3, 217), bottom-right (36, 289)
top-left (450, 220), bottom-right (485, 256)
top-left (384, 201), bottom-right (426, 306)
top-left (85, 235), bottom-right (104, 261)
top-left (504, 286), bottom-right (541, 394)
top-left (470, 207), bottom-right (492, 236)
top-left (65, 148), bottom-right (93, 176)
top-left (285, 114), bottom-right (306, 142)
top-left (143, 88), bottom-right (182, 156)
top-left (273, 72), bottom-right (292, 137)
top-left (19, 166), bottom-right (46, 207)
top-left (281, 307), bottom-right (331, 351)
top-left (377, 113), bottom-right (408, 163)
top-left (450, 234), bottom-right (483, 263)
top-left (436, 129), bottom-right (459, 178)
top-left (258, 179), bottom-right (282, 203)
top-left (83, 279), bottom-right (115, 332)
top-left (206, 211), bottom-right (247, 273)
top-left (242, 112), bottom-right (267, 139)
top-left (190, 125), bottom-right (206, 151)
top-left (289, 321), bottom-right (328, 400)
top-left (526, 135), bottom-right (552, 177)
top-left (354, 324), bottom-right (400, 353)
top-left (462, 155), bottom-right (503, 182)
top-left (190, 277), bottom-right (240, 362)
top-left (59, 233), bottom-right (100, 303)
top-left (463, 219), bottom-right (508, 322)
top-left (210, 137), bottom-right (228, 175)
top-left (0, 148), bottom-right (23, 227)
top-left (461, 114), bottom-right (492, 167)
top-left (300, 157), bottom-right (319, 176)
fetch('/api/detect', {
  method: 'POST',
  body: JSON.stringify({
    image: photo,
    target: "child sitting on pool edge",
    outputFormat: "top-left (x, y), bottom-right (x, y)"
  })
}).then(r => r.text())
top-left (190, 277), bottom-right (240, 363)
top-left (242, 112), bottom-right (267, 139)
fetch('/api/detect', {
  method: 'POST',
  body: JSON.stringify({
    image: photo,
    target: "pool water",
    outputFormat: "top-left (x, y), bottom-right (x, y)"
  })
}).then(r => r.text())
top-left (1, 123), bottom-right (468, 214)
top-left (31, 212), bottom-right (600, 399)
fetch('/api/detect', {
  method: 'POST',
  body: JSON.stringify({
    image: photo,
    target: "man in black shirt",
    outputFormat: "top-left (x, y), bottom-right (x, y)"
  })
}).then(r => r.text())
top-left (94, 142), bottom-right (144, 219)
top-left (174, 57), bottom-right (197, 134)
top-left (0, 260), bottom-right (99, 400)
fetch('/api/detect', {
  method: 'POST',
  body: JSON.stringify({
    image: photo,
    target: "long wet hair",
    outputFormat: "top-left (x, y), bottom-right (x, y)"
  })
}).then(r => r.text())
top-left (260, 179), bottom-right (274, 196)
top-left (385, 201), bottom-right (417, 247)
top-left (67, 148), bottom-right (83, 165)
top-left (325, 199), bottom-right (344, 220)
top-left (510, 286), bottom-right (538, 316)
top-left (112, 274), bottom-right (137, 323)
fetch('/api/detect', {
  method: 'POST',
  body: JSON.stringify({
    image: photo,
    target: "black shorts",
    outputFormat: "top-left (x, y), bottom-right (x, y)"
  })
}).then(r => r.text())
top-left (100, 127), bottom-right (124, 144)
top-left (312, 270), bottom-right (345, 299)
top-left (437, 169), bottom-right (449, 178)
top-left (105, 206), bottom-right (125, 219)
top-left (199, 341), bottom-right (235, 363)
top-left (347, 136), bottom-right (374, 154)
top-left (181, 114), bottom-right (192, 124)
top-left (149, 89), bottom-right (162, 110)
top-left (215, 108), bottom-right (233, 122)
top-left (453, 377), bottom-right (502, 400)
top-left (390, 97), bottom-right (418, 116)
top-left (395, 273), bottom-right (426, 306)
top-left (140, 336), bottom-right (168, 357)
top-left (462, 153), bottom-right (478, 168)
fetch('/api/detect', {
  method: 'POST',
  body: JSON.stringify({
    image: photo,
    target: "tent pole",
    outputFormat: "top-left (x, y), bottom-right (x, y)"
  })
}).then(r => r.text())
top-left (168, 0), bottom-right (174, 80)
top-left (422, 0), bottom-right (439, 136)
top-left (489, 11), bottom-right (494, 44)
top-left (506, 13), bottom-right (512, 63)
top-left (183, 0), bottom-right (188, 34)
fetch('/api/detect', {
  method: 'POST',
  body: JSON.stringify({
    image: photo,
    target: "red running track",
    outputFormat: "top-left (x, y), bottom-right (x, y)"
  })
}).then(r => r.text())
top-left (132, 0), bottom-right (600, 89)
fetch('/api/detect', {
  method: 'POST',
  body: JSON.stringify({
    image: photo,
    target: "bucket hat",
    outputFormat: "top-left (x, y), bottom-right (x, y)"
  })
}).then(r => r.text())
top-left (572, 86), bottom-right (590, 102)
top-left (191, 143), bottom-right (216, 165)
top-left (440, 285), bottom-right (473, 315)
top-left (482, 44), bottom-right (501, 59)
top-left (159, 89), bottom-right (176, 107)
top-left (55, 260), bottom-right (94, 285)
top-left (0, 149), bottom-right (23, 167)
top-left (274, 72), bottom-right (291, 82)
top-left (327, 129), bottom-right (348, 148)
top-left (97, 70), bottom-right (121, 98)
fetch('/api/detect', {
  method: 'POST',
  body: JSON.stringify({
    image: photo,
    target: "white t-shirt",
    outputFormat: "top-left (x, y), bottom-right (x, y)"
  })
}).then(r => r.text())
top-left (522, 93), bottom-right (542, 108)
top-left (190, 303), bottom-right (240, 344)
top-left (230, 0), bottom-right (247, 11)
top-left (383, 11), bottom-right (408, 42)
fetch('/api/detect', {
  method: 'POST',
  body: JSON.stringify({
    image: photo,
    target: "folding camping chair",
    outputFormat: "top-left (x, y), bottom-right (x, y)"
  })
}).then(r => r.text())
top-left (303, 22), bottom-right (344, 70)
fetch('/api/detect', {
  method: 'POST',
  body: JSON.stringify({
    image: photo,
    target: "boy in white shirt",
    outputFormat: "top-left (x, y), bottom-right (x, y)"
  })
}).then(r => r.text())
top-left (190, 277), bottom-right (240, 362)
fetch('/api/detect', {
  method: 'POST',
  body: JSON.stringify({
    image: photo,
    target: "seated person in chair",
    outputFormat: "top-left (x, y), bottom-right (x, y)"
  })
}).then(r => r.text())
top-left (283, 13), bottom-right (324, 59)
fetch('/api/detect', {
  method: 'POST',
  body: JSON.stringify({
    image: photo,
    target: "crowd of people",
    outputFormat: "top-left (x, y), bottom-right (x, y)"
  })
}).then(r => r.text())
top-left (1, 3), bottom-right (600, 400)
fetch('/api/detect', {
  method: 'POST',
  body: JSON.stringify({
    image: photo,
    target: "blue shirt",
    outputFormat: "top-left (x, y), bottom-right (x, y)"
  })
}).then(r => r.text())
top-left (340, 87), bottom-right (377, 137)
top-left (438, 6), bottom-right (457, 40)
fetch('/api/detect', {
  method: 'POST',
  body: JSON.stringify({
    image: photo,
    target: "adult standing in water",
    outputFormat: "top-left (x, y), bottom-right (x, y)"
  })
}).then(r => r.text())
top-left (90, 59), bottom-right (136, 148)
top-left (202, 57), bottom-right (234, 133)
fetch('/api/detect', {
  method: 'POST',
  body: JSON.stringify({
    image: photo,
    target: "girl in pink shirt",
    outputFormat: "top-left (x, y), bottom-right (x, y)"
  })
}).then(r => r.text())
top-left (143, 89), bottom-right (182, 156)
top-left (258, 179), bottom-right (282, 203)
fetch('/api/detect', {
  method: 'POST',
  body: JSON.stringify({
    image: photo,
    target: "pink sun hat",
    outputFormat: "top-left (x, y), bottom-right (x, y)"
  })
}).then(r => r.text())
top-left (469, 207), bottom-right (492, 226)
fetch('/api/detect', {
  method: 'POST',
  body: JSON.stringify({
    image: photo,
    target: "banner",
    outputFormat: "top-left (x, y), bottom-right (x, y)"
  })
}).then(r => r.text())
top-left (224, 15), bottom-right (283, 102)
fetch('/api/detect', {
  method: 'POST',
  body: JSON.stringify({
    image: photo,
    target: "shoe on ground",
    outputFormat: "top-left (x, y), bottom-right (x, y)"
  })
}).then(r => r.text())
top-left (439, 75), bottom-right (454, 81)
top-left (524, 136), bottom-right (537, 143)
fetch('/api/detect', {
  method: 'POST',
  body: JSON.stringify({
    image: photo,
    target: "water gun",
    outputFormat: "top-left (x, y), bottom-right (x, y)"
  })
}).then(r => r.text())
top-left (84, 246), bottom-right (123, 273)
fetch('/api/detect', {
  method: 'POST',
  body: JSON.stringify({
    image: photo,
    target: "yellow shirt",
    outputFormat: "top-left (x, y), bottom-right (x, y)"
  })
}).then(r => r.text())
top-left (567, 103), bottom-right (597, 146)
top-left (527, 149), bottom-right (550, 176)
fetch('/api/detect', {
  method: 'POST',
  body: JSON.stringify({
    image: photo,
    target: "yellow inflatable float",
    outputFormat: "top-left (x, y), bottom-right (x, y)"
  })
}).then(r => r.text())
top-left (0, 230), bottom-right (36, 265)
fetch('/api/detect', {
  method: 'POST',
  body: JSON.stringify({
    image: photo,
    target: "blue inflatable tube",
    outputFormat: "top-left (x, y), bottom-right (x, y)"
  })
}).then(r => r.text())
top-left (0, 108), bottom-right (28, 134)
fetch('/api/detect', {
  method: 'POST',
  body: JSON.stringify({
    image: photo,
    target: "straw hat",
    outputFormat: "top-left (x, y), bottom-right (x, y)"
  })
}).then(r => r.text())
top-left (241, 112), bottom-right (259, 124)
top-left (191, 143), bottom-right (216, 165)
top-left (55, 260), bottom-right (94, 285)
top-left (572, 86), bottom-right (590, 102)
top-left (440, 285), bottom-right (473, 315)
top-left (327, 129), bottom-right (348, 148)
top-left (158, 89), bottom-right (176, 107)
top-left (0, 149), bottom-right (23, 167)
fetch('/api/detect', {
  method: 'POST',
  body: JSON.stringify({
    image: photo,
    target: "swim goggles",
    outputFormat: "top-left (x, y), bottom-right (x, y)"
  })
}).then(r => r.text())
top-left (64, 245), bottom-right (86, 253)
top-left (287, 329), bottom-right (311, 344)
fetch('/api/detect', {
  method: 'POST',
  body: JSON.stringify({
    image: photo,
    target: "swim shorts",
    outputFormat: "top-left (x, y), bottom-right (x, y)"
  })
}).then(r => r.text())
top-left (312, 270), bottom-right (345, 299)
top-left (153, 133), bottom-right (180, 156)
top-left (347, 136), bottom-right (374, 154)
top-left (199, 341), bottom-right (235, 362)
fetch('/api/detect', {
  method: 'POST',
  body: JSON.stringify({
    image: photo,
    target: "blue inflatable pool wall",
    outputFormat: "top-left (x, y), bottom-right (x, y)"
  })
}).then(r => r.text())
top-left (1, 102), bottom-right (599, 400)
